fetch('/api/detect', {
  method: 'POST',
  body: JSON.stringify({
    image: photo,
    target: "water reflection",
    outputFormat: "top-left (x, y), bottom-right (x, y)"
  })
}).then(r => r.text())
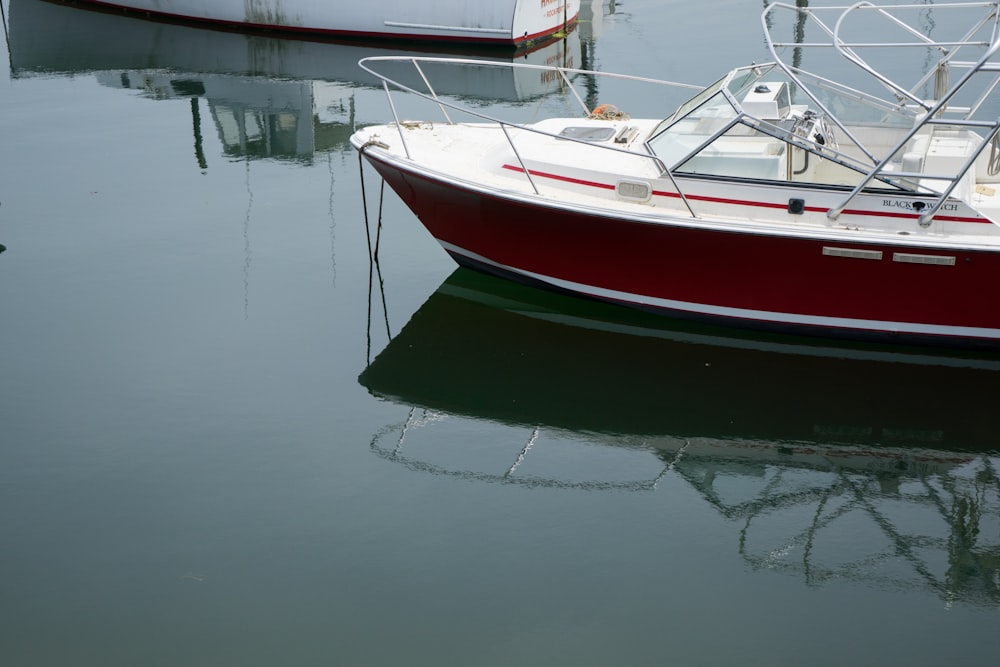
top-left (360, 268), bottom-right (1000, 606)
top-left (6, 0), bottom-right (585, 162)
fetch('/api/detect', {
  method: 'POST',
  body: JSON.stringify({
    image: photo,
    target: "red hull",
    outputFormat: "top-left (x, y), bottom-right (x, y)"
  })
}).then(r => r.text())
top-left (368, 157), bottom-right (1000, 348)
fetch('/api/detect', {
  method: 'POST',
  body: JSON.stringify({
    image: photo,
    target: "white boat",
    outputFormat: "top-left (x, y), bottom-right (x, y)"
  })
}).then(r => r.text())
top-left (58, 0), bottom-right (580, 48)
top-left (351, 2), bottom-right (1000, 349)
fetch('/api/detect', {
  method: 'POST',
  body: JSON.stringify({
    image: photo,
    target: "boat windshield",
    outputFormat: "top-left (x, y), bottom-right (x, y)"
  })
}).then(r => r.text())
top-left (644, 64), bottom-right (919, 190)
top-left (649, 67), bottom-right (766, 137)
top-left (654, 76), bottom-right (728, 133)
top-left (646, 91), bottom-right (740, 170)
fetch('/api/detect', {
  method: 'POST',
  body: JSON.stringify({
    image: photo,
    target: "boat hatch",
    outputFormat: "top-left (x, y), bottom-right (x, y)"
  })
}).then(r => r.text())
top-left (559, 126), bottom-right (616, 142)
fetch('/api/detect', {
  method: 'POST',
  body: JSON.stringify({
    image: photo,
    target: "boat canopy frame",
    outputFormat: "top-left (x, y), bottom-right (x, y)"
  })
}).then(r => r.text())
top-left (763, 1), bottom-right (1000, 225)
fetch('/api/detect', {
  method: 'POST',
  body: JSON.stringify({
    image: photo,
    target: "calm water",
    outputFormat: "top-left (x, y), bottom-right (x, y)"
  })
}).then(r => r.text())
top-left (2, 1), bottom-right (999, 665)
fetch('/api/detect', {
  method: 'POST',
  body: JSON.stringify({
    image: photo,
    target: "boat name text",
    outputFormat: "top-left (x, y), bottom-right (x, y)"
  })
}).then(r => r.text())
top-left (541, 0), bottom-right (567, 18)
top-left (883, 199), bottom-right (958, 212)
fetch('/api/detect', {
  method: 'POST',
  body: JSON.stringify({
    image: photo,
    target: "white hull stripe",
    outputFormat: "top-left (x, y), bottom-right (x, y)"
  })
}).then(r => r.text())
top-left (439, 241), bottom-right (1000, 341)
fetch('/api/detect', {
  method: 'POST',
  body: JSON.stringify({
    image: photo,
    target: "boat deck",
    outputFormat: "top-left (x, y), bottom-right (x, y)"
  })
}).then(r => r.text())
top-left (362, 119), bottom-right (1000, 251)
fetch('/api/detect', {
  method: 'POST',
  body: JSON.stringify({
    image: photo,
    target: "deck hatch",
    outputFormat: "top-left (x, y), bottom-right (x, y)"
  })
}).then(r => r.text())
top-left (559, 127), bottom-right (616, 142)
top-left (822, 247), bottom-right (883, 260)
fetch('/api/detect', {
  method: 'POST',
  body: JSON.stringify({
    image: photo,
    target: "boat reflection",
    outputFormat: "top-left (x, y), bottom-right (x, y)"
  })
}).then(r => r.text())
top-left (360, 268), bottom-right (1000, 605)
top-left (6, 0), bottom-right (584, 162)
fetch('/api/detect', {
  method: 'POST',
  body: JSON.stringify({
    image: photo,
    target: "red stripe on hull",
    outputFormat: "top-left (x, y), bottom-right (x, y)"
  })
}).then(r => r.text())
top-left (369, 157), bottom-right (1000, 346)
top-left (501, 164), bottom-right (991, 225)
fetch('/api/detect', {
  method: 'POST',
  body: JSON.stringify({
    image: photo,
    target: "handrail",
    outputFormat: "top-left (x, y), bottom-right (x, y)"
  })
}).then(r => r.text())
top-left (383, 80), bottom-right (410, 160)
top-left (412, 60), bottom-right (451, 124)
top-left (358, 55), bottom-right (701, 215)
top-left (499, 123), bottom-right (540, 195)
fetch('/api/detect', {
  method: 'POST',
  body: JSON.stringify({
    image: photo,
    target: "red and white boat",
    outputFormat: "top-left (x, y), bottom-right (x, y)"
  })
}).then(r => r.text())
top-left (58, 0), bottom-right (580, 49)
top-left (352, 2), bottom-right (1000, 349)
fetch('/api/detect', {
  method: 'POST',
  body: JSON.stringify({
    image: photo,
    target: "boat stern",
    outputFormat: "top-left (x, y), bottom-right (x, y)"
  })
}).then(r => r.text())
top-left (513, 0), bottom-right (580, 45)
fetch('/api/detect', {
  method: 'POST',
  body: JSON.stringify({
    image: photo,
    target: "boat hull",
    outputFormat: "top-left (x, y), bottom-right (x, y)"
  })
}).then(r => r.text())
top-left (63, 0), bottom-right (580, 47)
top-left (363, 153), bottom-right (1000, 349)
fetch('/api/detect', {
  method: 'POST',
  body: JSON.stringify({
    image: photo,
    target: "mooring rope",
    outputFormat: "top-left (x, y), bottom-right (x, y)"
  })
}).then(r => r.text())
top-left (358, 140), bottom-right (392, 363)
top-left (357, 139), bottom-right (388, 263)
